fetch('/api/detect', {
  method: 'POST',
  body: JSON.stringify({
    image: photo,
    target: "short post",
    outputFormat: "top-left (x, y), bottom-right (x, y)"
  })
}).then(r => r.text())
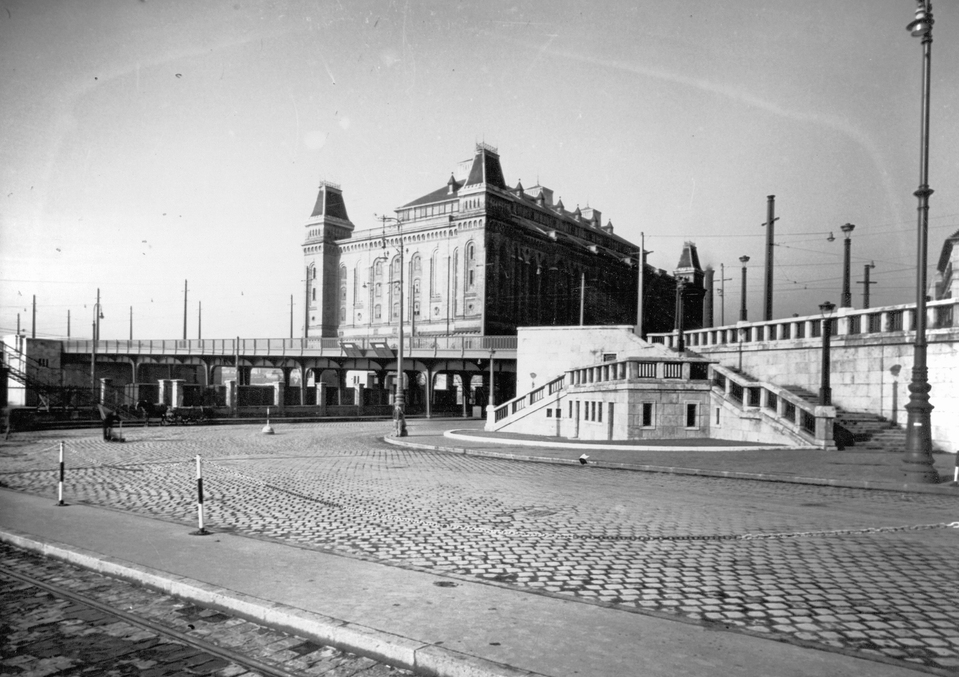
top-left (56, 441), bottom-right (66, 507)
top-left (262, 407), bottom-right (274, 435)
top-left (191, 455), bottom-right (209, 535)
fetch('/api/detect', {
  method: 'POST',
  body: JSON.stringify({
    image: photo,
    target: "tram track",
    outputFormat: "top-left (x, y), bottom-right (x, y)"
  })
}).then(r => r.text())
top-left (0, 562), bottom-right (318, 677)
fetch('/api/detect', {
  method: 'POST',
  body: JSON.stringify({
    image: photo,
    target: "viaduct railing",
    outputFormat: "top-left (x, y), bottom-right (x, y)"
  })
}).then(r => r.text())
top-left (647, 298), bottom-right (957, 349)
top-left (61, 335), bottom-right (518, 358)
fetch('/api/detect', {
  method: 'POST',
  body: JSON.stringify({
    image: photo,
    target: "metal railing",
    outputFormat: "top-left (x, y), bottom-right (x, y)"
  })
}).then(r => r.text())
top-left (62, 334), bottom-right (518, 357)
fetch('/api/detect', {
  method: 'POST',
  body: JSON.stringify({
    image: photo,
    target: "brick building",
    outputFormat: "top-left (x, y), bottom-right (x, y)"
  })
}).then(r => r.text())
top-left (302, 143), bottom-right (704, 340)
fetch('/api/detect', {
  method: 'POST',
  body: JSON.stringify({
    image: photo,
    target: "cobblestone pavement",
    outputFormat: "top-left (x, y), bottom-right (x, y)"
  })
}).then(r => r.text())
top-left (1, 424), bottom-right (958, 673)
top-left (0, 540), bottom-right (412, 676)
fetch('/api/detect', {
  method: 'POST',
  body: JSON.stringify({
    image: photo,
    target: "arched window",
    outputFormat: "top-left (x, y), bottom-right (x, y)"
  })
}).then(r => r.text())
top-left (312, 288), bottom-right (316, 302)
top-left (466, 242), bottom-right (476, 291)
top-left (374, 304), bottom-right (382, 320)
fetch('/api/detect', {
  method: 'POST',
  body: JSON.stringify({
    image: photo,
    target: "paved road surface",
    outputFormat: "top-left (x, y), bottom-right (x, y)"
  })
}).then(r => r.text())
top-left (1, 421), bottom-right (957, 674)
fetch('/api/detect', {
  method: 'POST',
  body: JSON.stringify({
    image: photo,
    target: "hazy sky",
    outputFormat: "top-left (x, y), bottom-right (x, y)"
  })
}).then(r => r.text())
top-left (2, 0), bottom-right (957, 340)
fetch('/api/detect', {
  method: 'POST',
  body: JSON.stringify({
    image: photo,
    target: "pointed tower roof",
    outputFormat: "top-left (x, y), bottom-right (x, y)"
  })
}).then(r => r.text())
top-left (310, 181), bottom-right (351, 221)
top-left (676, 241), bottom-right (702, 271)
top-left (463, 142), bottom-right (507, 190)
top-left (305, 181), bottom-right (354, 242)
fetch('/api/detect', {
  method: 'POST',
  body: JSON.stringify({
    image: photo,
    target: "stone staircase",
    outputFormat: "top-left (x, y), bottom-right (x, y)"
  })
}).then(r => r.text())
top-left (779, 385), bottom-right (904, 452)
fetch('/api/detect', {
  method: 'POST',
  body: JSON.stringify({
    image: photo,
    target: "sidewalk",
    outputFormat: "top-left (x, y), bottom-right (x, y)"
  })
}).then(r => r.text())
top-left (389, 418), bottom-right (959, 495)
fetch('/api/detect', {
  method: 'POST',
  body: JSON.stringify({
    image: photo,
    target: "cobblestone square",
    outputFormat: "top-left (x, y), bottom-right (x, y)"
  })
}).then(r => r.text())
top-left (1, 422), bottom-right (957, 672)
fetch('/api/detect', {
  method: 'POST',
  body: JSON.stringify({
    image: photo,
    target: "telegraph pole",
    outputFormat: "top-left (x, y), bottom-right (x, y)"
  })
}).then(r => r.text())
top-left (762, 196), bottom-right (778, 321)
top-left (857, 262), bottom-right (877, 308)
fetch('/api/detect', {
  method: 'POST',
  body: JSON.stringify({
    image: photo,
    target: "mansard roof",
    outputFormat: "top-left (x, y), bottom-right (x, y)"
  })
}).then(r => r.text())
top-left (400, 143), bottom-right (506, 208)
top-left (676, 241), bottom-right (702, 271)
top-left (310, 182), bottom-right (350, 221)
top-left (402, 179), bottom-right (464, 208)
top-left (463, 143), bottom-right (507, 189)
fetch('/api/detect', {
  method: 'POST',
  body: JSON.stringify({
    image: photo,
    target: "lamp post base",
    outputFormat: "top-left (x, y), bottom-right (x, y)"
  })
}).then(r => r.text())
top-left (901, 366), bottom-right (938, 484)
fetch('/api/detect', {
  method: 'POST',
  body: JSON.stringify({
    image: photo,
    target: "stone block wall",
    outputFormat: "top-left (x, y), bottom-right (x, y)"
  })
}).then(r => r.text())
top-left (695, 331), bottom-right (958, 452)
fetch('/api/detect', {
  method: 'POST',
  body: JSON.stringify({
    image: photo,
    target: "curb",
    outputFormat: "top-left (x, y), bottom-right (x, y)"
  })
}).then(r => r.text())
top-left (0, 528), bottom-right (548, 677)
top-left (383, 436), bottom-right (959, 496)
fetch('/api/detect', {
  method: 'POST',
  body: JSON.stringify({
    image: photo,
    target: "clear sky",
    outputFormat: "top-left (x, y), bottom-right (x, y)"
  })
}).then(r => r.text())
top-left (2, 0), bottom-right (957, 340)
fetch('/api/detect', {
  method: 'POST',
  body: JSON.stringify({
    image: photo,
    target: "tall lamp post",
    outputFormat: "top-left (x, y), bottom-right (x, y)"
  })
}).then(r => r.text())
top-left (738, 255), bottom-right (750, 322)
top-left (674, 278), bottom-right (686, 352)
top-left (903, 0), bottom-right (938, 483)
top-left (840, 223), bottom-right (855, 308)
top-left (818, 301), bottom-right (835, 406)
top-left (378, 214), bottom-right (407, 433)
top-left (90, 289), bottom-right (103, 404)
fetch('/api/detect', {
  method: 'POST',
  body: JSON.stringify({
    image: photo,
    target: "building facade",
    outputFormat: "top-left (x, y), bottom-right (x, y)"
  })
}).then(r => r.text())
top-left (303, 143), bottom-right (704, 339)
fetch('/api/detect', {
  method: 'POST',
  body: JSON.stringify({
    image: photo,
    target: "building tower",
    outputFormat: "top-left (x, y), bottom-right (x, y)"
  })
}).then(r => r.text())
top-left (302, 181), bottom-right (354, 337)
top-left (674, 241), bottom-right (706, 331)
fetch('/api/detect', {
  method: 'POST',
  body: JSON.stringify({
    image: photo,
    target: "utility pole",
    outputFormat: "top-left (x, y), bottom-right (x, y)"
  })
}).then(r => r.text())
top-left (129, 306), bottom-right (133, 340)
top-left (739, 255), bottom-right (750, 322)
top-left (857, 262), bottom-right (877, 308)
top-left (718, 263), bottom-right (733, 326)
top-left (762, 195), bottom-right (778, 321)
top-left (304, 266), bottom-right (311, 339)
top-left (67, 310), bottom-right (70, 338)
top-left (32, 295), bottom-right (36, 338)
top-left (635, 232), bottom-right (646, 338)
top-left (198, 301), bottom-right (202, 340)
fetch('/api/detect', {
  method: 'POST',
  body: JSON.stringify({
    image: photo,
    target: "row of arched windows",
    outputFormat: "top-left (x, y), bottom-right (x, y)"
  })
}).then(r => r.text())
top-left (336, 242), bottom-right (479, 327)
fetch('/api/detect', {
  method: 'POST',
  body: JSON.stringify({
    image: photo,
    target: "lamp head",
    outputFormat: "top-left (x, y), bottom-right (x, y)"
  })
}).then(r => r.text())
top-left (840, 223), bottom-right (855, 237)
top-left (827, 232), bottom-right (835, 242)
top-left (819, 301), bottom-right (836, 317)
top-left (739, 255), bottom-right (750, 264)
top-left (908, 0), bottom-right (933, 38)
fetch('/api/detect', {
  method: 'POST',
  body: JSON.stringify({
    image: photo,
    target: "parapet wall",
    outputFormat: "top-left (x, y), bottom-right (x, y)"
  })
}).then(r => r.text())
top-left (650, 301), bottom-right (959, 453)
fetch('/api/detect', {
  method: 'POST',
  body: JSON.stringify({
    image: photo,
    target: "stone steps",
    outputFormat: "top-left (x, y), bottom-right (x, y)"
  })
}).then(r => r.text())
top-left (776, 385), bottom-right (902, 452)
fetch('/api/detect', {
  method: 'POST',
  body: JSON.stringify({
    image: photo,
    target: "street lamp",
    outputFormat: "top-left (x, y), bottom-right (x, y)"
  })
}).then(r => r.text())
top-left (902, 0), bottom-right (938, 483)
top-left (378, 214), bottom-right (408, 435)
top-left (840, 223), bottom-right (855, 308)
top-left (90, 288), bottom-right (103, 404)
top-left (674, 278), bottom-right (686, 352)
top-left (818, 301), bottom-right (835, 406)
top-left (739, 255), bottom-right (750, 322)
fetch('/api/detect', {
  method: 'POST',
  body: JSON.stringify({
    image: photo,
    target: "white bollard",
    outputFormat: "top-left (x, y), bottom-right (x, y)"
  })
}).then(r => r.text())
top-left (57, 441), bottom-right (65, 506)
top-left (262, 407), bottom-right (274, 435)
top-left (191, 454), bottom-right (209, 535)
